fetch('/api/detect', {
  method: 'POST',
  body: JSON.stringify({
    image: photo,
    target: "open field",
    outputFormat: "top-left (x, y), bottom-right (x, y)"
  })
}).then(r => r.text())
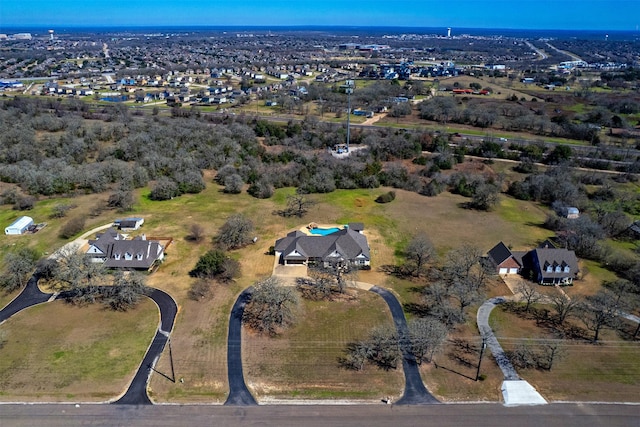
top-left (242, 290), bottom-right (404, 401)
top-left (0, 299), bottom-right (157, 401)
top-left (489, 305), bottom-right (640, 402)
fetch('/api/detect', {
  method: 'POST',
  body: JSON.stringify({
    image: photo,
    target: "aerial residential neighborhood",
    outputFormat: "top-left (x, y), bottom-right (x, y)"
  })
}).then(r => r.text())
top-left (0, 2), bottom-right (639, 425)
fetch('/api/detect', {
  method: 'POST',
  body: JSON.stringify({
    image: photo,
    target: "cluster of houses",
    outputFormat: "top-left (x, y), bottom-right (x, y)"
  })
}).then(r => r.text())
top-left (272, 221), bottom-right (581, 287)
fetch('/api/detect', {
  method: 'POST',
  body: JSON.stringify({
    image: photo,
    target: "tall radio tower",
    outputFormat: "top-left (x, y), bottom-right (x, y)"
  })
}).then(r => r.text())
top-left (48, 30), bottom-right (54, 41)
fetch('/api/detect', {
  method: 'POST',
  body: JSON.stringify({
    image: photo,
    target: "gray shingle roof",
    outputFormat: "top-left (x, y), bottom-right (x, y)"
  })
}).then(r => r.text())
top-left (87, 229), bottom-right (164, 269)
top-left (533, 247), bottom-right (578, 280)
top-left (275, 228), bottom-right (369, 263)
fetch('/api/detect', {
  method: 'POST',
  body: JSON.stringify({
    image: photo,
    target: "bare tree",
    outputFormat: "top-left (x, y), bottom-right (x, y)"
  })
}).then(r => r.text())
top-left (516, 281), bottom-right (542, 312)
top-left (187, 223), bottom-right (205, 243)
top-left (275, 194), bottom-right (315, 218)
top-left (59, 216), bottom-right (86, 239)
top-left (308, 260), bottom-right (358, 295)
top-left (107, 190), bottom-right (134, 211)
top-left (449, 279), bottom-right (483, 319)
top-left (580, 289), bottom-right (624, 343)
top-left (407, 317), bottom-right (449, 364)
top-left (215, 214), bottom-right (254, 250)
top-left (538, 340), bottom-right (566, 371)
top-left (443, 244), bottom-right (486, 289)
top-left (549, 292), bottom-right (581, 325)
top-left (365, 324), bottom-right (402, 370)
top-left (50, 203), bottom-right (75, 219)
top-left (243, 277), bottom-right (300, 336)
top-left (106, 271), bottom-right (148, 311)
top-left (49, 244), bottom-right (107, 291)
top-left (404, 232), bottom-right (435, 277)
top-left (188, 279), bottom-right (212, 301)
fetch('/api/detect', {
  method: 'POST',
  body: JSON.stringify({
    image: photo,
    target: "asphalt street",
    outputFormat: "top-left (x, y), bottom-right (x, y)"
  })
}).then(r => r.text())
top-left (0, 274), bottom-right (52, 324)
top-left (369, 286), bottom-right (440, 404)
top-left (1, 403), bottom-right (637, 427)
top-left (114, 288), bottom-right (177, 405)
top-left (224, 287), bottom-right (258, 406)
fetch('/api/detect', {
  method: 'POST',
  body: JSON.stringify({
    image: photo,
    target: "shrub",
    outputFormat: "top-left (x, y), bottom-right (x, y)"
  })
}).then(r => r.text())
top-left (375, 191), bottom-right (396, 204)
top-left (59, 217), bottom-right (86, 239)
top-left (188, 279), bottom-right (213, 301)
top-left (189, 249), bottom-right (240, 282)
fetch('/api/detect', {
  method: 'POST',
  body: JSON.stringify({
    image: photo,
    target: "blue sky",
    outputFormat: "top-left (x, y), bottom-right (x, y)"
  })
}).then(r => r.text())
top-left (0, 0), bottom-right (638, 31)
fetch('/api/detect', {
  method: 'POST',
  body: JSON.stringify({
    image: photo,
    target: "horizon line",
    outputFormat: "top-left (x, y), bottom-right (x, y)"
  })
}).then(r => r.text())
top-left (0, 24), bottom-right (635, 33)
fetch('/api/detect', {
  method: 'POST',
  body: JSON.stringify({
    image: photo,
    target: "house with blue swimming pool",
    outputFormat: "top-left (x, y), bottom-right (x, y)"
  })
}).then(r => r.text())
top-left (274, 223), bottom-right (370, 267)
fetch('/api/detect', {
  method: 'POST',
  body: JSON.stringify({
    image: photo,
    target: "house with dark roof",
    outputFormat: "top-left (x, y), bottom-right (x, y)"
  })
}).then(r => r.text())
top-left (114, 217), bottom-right (144, 231)
top-left (86, 227), bottom-right (164, 270)
top-left (487, 241), bottom-right (522, 275)
top-left (487, 241), bottom-right (579, 285)
top-left (527, 247), bottom-right (579, 285)
top-left (274, 227), bottom-right (370, 267)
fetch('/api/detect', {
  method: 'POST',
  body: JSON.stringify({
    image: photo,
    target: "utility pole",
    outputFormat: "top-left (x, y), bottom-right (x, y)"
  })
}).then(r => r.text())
top-left (345, 80), bottom-right (354, 152)
top-left (475, 336), bottom-right (487, 381)
top-left (168, 338), bottom-right (176, 383)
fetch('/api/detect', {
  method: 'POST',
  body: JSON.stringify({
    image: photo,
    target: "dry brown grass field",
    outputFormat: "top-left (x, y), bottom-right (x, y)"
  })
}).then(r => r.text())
top-left (0, 299), bottom-right (157, 401)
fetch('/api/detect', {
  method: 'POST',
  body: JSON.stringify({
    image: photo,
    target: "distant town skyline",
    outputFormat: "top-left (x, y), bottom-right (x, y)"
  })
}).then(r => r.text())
top-left (0, 0), bottom-right (638, 32)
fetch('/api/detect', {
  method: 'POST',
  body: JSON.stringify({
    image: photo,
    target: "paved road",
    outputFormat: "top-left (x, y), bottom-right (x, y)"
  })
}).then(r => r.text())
top-left (370, 286), bottom-right (439, 404)
top-left (477, 297), bottom-right (520, 380)
top-left (114, 288), bottom-right (178, 405)
top-left (224, 287), bottom-right (258, 406)
top-left (1, 403), bottom-right (638, 427)
top-left (0, 275), bottom-right (52, 324)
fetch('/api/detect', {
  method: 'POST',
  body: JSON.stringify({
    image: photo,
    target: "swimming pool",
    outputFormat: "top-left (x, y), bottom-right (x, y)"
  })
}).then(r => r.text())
top-left (309, 227), bottom-right (341, 236)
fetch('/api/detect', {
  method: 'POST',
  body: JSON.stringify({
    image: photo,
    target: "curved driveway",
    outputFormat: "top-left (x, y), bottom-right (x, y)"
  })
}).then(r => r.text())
top-left (224, 287), bottom-right (258, 406)
top-left (114, 288), bottom-right (178, 405)
top-left (370, 286), bottom-right (439, 404)
top-left (0, 275), bottom-right (52, 324)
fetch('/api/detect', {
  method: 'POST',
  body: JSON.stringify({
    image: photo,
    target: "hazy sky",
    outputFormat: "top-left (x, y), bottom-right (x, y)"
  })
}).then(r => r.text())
top-left (1, 0), bottom-right (638, 31)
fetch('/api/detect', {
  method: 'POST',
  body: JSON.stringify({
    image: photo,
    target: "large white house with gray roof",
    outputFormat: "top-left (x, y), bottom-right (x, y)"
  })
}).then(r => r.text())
top-left (86, 227), bottom-right (164, 270)
top-left (274, 226), bottom-right (370, 267)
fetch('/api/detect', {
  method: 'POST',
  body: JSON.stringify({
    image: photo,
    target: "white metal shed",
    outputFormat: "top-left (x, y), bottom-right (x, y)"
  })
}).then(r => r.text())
top-left (5, 216), bottom-right (34, 235)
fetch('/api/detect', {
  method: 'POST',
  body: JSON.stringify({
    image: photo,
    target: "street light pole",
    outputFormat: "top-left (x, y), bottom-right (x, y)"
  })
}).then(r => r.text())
top-left (475, 336), bottom-right (487, 381)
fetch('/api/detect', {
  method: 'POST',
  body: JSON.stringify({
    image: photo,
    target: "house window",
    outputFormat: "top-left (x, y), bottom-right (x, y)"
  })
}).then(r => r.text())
top-left (555, 266), bottom-right (561, 273)
top-left (564, 266), bottom-right (570, 273)
top-left (136, 253), bottom-right (143, 260)
top-left (114, 253), bottom-right (121, 260)
top-left (546, 265), bottom-right (553, 273)
top-left (125, 252), bottom-right (133, 260)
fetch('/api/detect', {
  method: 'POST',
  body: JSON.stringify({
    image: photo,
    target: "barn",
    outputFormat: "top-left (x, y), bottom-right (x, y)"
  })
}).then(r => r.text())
top-left (5, 216), bottom-right (34, 235)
